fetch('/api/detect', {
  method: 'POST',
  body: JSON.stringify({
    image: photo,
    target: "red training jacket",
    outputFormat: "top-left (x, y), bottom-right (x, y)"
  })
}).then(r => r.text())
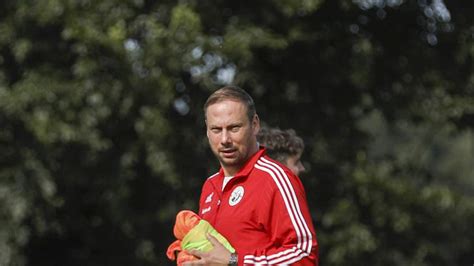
top-left (198, 148), bottom-right (318, 265)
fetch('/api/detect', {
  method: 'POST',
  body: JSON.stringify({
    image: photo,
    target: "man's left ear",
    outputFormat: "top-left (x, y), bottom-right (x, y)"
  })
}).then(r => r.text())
top-left (253, 114), bottom-right (260, 134)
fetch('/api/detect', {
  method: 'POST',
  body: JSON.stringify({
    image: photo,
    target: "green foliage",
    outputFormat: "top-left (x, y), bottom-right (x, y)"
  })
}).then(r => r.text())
top-left (0, 0), bottom-right (473, 265)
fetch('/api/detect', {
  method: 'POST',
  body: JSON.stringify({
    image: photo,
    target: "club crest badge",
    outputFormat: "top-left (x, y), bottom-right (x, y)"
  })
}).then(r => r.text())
top-left (229, 186), bottom-right (244, 206)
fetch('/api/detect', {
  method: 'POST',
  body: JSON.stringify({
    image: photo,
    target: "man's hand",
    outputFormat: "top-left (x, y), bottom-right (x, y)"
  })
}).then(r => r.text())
top-left (182, 233), bottom-right (233, 265)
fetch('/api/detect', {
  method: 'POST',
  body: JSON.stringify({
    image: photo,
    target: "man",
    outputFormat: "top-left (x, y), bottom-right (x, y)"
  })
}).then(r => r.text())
top-left (257, 127), bottom-right (306, 176)
top-left (185, 86), bottom-right (318, 265)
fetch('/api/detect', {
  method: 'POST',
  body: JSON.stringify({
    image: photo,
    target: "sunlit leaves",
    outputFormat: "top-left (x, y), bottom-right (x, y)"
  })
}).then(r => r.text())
top-left (273, 0), bottom-right (324, 17)
top-left (223, 24), bottom-right (288, 65)
top-left (169, 5), bottom-right (202, 42)
top-left (12, 39), bottom-right (31, 63)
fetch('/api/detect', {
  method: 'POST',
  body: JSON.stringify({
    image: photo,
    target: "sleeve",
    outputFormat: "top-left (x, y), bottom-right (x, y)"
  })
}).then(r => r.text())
top-left (197, 182), bottom-right (207, 216)
top-left (244, 160), bottom-right (318, 265)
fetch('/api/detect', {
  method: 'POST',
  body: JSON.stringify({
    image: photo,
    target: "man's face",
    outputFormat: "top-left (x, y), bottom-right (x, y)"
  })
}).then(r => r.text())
top-left (285, 152), bottom-right (305, 176)
top-left (206, 100), bottom-right (259, 175)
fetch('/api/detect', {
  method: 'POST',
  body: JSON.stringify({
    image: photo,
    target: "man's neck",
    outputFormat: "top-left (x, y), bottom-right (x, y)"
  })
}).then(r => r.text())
top-left (223, 167), bottom-right (239, 177)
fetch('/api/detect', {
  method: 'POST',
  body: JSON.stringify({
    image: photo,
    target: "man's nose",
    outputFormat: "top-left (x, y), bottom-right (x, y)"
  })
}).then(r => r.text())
top-left (220, 130), bottom-right (232, 144)
top-left (299, 162), bottom-right (306, 173)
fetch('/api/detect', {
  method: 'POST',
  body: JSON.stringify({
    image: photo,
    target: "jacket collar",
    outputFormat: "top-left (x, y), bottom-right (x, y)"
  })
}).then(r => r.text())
top-left (234, 146), bottom-right (266, 178)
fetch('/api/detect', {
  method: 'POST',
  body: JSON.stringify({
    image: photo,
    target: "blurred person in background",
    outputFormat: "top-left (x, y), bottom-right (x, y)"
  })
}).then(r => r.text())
top-left (257, 127), bottom-right (306, 176)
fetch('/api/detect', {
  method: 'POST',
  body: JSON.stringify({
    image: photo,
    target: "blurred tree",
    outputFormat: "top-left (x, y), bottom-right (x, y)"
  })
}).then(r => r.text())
top-left (0, 0), bottom-right (472, 265)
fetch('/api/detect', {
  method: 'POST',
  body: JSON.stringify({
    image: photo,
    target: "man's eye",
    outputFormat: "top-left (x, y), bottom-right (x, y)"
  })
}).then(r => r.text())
top-left (231, 126), bottom-right (240, 132)
top-left (211, 128), bottom-right (221, 133)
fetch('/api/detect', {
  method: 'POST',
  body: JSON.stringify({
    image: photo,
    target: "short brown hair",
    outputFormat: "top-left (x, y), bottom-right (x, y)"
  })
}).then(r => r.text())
top-left (257, 127), bottom-right (304, 162)
top-left (204, 86), bottom-right (256, 122)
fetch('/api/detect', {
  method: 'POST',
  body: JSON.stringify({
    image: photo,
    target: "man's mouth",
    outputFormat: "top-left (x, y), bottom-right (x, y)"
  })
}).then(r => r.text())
top-left (220, 149), bottom-right (237, 157)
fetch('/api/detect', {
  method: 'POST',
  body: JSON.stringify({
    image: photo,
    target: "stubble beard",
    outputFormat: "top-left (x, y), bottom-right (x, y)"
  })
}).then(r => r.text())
top-left (217, 151), bottom-right (244, 169)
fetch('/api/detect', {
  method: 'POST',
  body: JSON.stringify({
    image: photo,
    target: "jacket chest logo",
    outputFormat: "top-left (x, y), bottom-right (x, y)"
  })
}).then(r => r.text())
top-left (229, 186), bottom-right (244, 206)
top-left (205, 192), bottom-right (214, 203)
